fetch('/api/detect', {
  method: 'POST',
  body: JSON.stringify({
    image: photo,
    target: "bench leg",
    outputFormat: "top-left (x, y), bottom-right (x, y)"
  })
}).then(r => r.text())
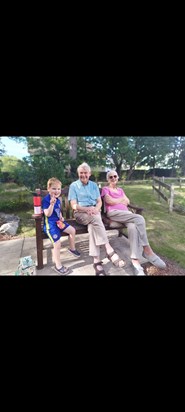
top-left (35, 219), bottom-right (44, 270)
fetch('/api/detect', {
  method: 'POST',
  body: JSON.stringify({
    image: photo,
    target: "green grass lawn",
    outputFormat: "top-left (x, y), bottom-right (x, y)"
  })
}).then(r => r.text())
top-left (16, 210), bottom-right (36, 237)
top-left (121, 184), bottom-right (185, 268)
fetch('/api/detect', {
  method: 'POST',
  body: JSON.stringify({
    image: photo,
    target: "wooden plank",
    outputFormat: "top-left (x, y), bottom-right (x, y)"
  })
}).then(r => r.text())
top-left (153, 186), bottom-right (169, 202)
top-left (153, 178), bottom-right (171, 190)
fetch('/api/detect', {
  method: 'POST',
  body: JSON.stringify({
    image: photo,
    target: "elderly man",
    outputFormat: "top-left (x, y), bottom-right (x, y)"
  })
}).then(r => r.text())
top-left (68, 162), bottom-right (125, 276)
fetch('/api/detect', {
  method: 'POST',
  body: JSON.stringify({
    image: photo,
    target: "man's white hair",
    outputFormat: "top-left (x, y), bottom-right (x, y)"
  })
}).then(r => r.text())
top-left (106, 170), bottom-right (119, 181)
top-left (77, 162), bottom-right (91, 174)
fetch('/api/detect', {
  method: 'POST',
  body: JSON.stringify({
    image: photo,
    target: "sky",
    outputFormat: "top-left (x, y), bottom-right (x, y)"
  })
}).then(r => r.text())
top-left (1, 136), bottom-right (29, 159)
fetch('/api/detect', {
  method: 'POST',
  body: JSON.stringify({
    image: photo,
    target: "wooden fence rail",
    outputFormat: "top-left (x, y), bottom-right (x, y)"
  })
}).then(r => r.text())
top-left (159, 176), bottom-right (185, 188)
top-left (152, 177), bottom-right (174, 212)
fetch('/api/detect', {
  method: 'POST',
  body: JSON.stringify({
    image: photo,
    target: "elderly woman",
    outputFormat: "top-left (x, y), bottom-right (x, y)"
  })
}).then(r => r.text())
top-left (101, 170), bottom-right (166, 275)
top-left (68, 162), bottom-right (125, 276)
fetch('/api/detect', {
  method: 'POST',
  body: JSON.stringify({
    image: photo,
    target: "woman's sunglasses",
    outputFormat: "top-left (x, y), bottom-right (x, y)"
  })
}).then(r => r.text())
top-left (109, 175), bottom-right (118, 179)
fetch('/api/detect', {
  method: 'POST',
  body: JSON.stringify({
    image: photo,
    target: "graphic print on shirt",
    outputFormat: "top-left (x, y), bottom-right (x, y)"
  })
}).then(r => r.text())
top-left (55, 207), bottom-right (61, 219)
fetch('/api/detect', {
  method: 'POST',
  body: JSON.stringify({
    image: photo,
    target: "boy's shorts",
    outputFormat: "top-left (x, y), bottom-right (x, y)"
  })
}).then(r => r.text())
top-left (44, 220), bottom-right (70, 243)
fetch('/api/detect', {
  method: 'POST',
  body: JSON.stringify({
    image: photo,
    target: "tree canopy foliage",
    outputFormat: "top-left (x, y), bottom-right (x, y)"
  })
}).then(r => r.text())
top-left (1, 136), bottom-right (185, 188)
top-left (0, 138), bottom-right (5, 157)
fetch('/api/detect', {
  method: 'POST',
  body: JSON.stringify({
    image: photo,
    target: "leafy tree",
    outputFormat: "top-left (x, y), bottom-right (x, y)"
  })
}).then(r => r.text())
top-left (178, 136), bottom-right (185, 176)
top-left (1, 156), bottom-right (24, 182)
top-left (24, 137), bottom-right (71, 187)
top-left (8, 136), bottom-right (27, 143)
top-left (25, 136), bottom-right (107, 181)
top-left (90, 136), bottom-right (143, 177)
top-left (69, 136), bottom-right (77, 159)
top-left (6, 136), bottom-right (184, 185)
top-left (69, 136), bottom-right (107, 178)
top-left (165, 136), bottom-right (182, 176)
top-left (0, 138), bottom-right (5, 179)
top-left (91, 136), bottom-right (180, 179)
top-left (120, 137), bottom-right (144, 180)
top-left (135, 136), bottom-right (173, 173)
top-left (0, 138), bottom-right (5, 156)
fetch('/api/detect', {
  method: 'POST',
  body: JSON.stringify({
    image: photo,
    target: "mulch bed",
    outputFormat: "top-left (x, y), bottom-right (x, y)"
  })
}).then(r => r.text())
top-left (142, 255), bottom-right (185, 276)
top-left (0, 234), bottom-right (19, 241)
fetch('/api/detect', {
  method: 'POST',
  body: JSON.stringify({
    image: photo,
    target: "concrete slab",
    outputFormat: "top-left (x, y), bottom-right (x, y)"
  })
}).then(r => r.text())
top-left (0, 231), bottom-right (148, 276)
top-left (0, 238), bottom-right (24, 275)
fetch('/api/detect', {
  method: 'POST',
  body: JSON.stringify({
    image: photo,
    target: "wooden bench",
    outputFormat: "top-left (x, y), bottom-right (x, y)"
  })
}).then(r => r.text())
top-left (32, 187), bottom-right (144, 269)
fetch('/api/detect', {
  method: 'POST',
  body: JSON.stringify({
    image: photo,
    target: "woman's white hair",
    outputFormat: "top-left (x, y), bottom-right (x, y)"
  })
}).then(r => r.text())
top-left (77, 162), bottom-right (91, 174)
top-left (106, 170), bottom-right (119, 181)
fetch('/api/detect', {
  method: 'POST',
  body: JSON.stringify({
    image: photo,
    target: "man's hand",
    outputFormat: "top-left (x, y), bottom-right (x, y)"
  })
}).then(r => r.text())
top-left (86, 206), bottom-right (100, 215)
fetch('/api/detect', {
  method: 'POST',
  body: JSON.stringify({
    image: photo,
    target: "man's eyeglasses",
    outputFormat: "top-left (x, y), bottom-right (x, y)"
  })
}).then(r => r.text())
top-left (109, 175), bottom-right (118, 179)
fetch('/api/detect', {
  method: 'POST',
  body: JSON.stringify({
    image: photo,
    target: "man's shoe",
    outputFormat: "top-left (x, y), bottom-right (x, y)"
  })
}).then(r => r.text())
top-left (68, 249), bottom-right (81, 258)
top-left (143, 252), bottom-right (166, 269)
top-left (54, 265), bottom-right (70, 275)
top-left (93, 261), bottom-right (107, 276)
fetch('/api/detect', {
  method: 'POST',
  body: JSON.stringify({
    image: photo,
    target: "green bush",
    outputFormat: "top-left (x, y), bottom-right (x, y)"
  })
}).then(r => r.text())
top-left (0, 199), bottom-right (31, 212)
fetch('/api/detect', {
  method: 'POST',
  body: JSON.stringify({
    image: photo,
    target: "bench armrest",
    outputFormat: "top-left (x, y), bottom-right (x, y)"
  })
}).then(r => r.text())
top-left (128, 204), bottom-right (144, 214)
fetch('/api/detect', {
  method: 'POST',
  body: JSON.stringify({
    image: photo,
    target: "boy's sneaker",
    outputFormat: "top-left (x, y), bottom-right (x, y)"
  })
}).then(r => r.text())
top-left (54, 265), bottom-right (70, 275)
top-left (68, 248), bottom-right (81, 258)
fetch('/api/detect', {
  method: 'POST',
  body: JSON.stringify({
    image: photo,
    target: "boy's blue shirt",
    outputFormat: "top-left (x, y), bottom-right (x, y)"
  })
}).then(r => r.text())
top-left (42, 194), bottom-right (61, 224)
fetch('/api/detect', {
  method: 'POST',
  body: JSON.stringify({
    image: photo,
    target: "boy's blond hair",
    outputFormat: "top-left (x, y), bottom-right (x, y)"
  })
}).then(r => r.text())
top-left (47, 177), bottom-right (62, 190)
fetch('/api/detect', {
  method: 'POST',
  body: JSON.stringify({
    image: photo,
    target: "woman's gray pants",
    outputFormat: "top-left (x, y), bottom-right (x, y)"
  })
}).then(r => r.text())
top-left (107, 210), bottom-right (149, 259)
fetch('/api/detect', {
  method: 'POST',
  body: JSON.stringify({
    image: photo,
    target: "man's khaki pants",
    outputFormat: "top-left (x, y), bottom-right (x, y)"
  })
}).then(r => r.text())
top-left (74, 212), bottom-right (108, 257)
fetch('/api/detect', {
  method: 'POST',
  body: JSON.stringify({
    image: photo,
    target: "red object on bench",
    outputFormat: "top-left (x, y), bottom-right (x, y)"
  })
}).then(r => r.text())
top-left (33, 188), bottom-right (42, 215)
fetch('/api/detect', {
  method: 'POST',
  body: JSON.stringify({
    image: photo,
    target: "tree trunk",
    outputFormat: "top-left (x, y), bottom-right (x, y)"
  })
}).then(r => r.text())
top-left (69, 136), bottom-right (77, 159)
top-left (126, 168), bottom-right (134, 181)
top-left (116, 164), bottom-right (122, 176)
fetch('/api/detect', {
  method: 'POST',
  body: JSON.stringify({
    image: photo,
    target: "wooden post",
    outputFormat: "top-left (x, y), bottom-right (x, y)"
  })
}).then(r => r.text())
top-left (169, 184), bottom-right (174, 212)
top-left (180, 178), bottom-right (182, 189)
top-left (35, 217), bottom-right (44, 269)
top-left (158, 181), bottom-right (161, 202)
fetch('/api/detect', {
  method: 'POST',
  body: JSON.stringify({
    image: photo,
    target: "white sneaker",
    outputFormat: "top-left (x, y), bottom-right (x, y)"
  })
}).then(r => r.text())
top-left (132, 262), bottom-right (146, 276)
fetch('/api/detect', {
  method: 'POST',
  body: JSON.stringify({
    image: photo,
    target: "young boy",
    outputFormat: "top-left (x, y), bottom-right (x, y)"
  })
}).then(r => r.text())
top-left (42, 177), bottom-right (80, 275)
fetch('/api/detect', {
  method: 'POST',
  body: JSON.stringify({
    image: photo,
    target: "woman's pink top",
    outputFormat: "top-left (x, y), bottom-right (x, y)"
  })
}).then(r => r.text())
top-left (101, 186), bottom-right (128, 213)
